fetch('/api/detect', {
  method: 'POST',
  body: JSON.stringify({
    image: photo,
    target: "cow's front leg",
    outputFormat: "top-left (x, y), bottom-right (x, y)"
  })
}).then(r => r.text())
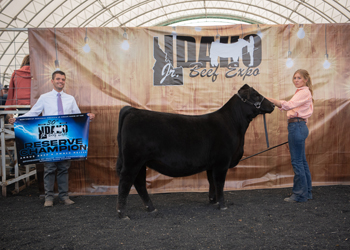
top-left (212, 168), bottom-right (229, 210)
top-left (206, 170), bottom-right (217, 204)
top-left (117, 176), bottom-right (134, 220)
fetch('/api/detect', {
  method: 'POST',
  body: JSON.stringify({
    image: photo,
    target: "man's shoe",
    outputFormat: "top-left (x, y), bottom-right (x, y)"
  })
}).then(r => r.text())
top-left (284, 197), bottom-right (296, 203)
top-left (60, 198), bottom-right (75, 205)
top-left (44, 200), bottom-right (53, 207)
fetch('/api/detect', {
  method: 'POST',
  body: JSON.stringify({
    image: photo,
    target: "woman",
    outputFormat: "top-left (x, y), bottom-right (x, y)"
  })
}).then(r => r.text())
top-left (267, 69), bottom-right (314, 202)
top-left (5, 55), bottom-right (31, 176)
top-left (5, 55), bottom-right (31, 108)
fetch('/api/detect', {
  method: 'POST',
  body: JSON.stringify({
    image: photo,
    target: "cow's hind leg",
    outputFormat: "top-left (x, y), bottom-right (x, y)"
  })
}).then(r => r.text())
top-left (134, 165), bottom-right (156, 213)
top-left (206, 170), bottom-right (218, 204)
top-left (117, 175), bottom-right (133, 220)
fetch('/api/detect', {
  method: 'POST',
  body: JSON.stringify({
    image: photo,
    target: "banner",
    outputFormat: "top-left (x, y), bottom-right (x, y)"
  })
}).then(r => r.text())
top-left (14, 113), bottom-right (90, 165)
top-left (27, 25), bottom-right (350, 195)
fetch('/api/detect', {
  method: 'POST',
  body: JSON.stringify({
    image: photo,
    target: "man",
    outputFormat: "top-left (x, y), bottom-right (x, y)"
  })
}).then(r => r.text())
top-left (10, 70), bottom-right (95, 207)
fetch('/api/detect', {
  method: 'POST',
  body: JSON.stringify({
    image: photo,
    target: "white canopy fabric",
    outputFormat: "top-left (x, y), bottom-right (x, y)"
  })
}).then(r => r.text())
top-left (1, 0), bottom-right (349, 85)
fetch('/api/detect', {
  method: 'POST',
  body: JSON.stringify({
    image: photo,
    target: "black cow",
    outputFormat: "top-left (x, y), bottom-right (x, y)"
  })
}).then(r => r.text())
top-left (116, 84), bottom-right (275, 219)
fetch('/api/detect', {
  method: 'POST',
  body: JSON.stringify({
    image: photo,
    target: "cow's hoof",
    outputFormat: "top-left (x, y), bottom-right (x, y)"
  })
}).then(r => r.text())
top-left (209, 199), bottom-right (218, 205)
top-left (121, 216), bottom-right (130, 220)
top-left (150, 208), bottom-right (158, 214)
top-left (118, 210), bottom-right (130, 220)
top-left (149, 209), bottom-right (158, 218)
top-left (145, 206), bottom-right (157, 213)
top-left (118, 214), bottom-right (130, 220)
top-left (118, 213), bottom-right (130, 220)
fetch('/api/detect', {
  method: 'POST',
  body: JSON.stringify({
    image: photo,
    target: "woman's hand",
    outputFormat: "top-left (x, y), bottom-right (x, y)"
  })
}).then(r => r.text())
top-left (266, 97), bottom-right (282, 108)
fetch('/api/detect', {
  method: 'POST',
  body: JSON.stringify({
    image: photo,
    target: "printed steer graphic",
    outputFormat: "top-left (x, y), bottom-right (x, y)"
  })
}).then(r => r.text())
top-left (53, 126), bottom-right (67, 134)
top-left (210, 36), bottom-right (255, 67)
top-left (116, 84), bottom-right (275, 219)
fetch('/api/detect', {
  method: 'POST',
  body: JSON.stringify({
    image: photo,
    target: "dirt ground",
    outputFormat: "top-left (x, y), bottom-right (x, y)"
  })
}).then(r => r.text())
top-left (1, 182), bottom-right (349, 250)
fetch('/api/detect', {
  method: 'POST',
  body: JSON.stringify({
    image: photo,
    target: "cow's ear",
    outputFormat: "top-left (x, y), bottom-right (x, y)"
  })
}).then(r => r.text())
top-left (238, 85), bottom-right (250, 100)
top-left (238, 84), bottom-right (250, 99)
top-left (241, 84), bottom-right (250, 90)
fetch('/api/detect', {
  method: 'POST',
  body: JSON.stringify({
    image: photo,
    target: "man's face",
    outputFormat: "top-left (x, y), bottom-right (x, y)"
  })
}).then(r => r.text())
top-left (51, 73), bottom-right (66, 92)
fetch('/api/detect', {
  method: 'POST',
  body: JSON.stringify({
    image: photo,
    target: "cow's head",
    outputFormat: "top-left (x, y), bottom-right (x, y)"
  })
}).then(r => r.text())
top-left (237, 84), bottom-right (275, 114)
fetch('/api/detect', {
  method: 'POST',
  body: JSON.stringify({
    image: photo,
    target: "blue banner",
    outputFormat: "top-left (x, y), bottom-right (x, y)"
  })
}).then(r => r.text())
top-left (14, 113), bottom-right (90, 165)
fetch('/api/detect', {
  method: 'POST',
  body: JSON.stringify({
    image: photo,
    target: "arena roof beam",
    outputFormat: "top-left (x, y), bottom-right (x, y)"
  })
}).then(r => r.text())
top-left (81, 0), bottom-right (307, 27)
top-left (157, 14), bottom-right (262, 26)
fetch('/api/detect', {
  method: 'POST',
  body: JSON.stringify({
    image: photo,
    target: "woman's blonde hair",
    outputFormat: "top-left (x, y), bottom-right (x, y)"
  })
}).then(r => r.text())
top-left (20, 55), bottom-right (30, 67)
top-left (294, 69), bottom-right (314, 102)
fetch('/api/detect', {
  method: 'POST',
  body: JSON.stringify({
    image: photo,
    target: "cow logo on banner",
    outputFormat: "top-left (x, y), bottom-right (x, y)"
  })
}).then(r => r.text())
top-left (14, 113), bottom-right (90, 165)
top-left (153, 34), bottom-right (262, 86)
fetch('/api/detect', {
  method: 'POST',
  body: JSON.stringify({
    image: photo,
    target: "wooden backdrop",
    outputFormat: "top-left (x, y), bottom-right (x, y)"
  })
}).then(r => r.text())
top-left (28, 24), bottom-right (350, 195)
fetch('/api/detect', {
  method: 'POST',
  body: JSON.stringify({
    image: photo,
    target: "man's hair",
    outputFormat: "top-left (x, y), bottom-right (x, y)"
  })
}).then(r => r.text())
top-left (52, 70), bottom-right (66, 80)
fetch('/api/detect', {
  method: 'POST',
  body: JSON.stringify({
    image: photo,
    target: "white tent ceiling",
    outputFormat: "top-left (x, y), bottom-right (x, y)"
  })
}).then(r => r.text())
top-left (1, 0), bottom-right (349, 85)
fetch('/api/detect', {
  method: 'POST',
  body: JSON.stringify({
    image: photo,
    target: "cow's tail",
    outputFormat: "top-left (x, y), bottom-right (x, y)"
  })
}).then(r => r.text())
top-left (116, 106), bottom-right (133, 176)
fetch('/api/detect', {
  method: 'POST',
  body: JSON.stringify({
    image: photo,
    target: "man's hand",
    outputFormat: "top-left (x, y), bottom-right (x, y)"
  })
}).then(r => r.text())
top-left (87, 113), bottom-right (95, 120)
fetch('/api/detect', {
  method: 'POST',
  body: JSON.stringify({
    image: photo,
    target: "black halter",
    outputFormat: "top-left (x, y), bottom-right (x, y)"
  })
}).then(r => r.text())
top-left (236, 92), bottom-right (270, 148)
top-left (236, 93), bottom-right (265, 109)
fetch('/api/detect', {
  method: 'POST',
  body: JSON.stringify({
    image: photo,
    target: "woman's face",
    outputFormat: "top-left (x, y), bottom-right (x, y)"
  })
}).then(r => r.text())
top-left (293, 72), bottom-right (307, 88)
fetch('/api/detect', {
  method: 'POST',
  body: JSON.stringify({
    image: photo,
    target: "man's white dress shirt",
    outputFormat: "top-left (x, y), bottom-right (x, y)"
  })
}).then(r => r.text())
top-left (22, 89), bottom-right (81, 117)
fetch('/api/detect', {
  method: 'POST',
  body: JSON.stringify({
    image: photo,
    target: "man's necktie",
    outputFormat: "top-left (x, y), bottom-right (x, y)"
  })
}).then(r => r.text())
top-left (57, 93), bottom-right (64, 115)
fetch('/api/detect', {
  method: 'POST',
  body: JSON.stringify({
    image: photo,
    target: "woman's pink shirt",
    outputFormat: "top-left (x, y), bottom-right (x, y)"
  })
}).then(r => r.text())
top-left (279, 86), bottom-right (313, 122)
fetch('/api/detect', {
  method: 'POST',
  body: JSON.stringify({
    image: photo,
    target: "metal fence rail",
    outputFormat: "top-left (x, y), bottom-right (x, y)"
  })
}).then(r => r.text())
top-left (0, 28), bottom-right (35, 196)
top-left (0, 107), bottom-right (36, 196)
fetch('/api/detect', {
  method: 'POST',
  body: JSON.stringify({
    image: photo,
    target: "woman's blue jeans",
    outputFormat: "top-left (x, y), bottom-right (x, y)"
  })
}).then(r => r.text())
top-left (288, 121), bottom-right (312, 202)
